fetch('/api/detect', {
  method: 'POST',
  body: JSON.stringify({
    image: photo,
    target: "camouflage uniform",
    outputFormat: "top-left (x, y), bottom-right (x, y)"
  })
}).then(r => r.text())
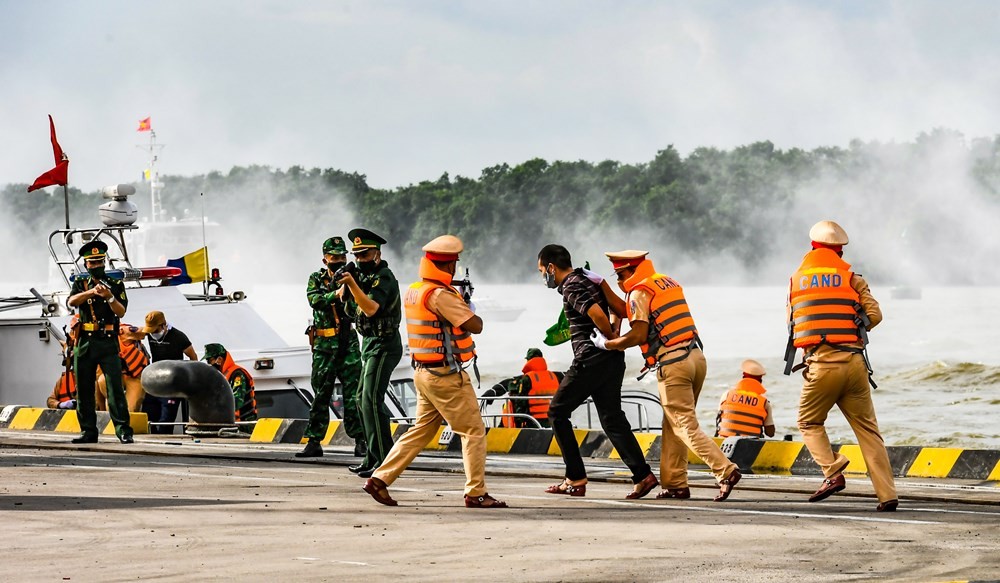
top-left (303, 237), bottom-right (364, 444)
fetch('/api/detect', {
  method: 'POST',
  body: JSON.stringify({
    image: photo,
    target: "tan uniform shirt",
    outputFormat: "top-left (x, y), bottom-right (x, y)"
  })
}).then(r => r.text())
top-left (427, 287), bottom-right (475, 327)
top-left (787, 273), bottom-right (882, 364)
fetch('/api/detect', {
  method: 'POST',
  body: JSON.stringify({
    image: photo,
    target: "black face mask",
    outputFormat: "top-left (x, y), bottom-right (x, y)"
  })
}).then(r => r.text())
top-left (543, 265), bottom-right (557, 289)
top-left (357, 259), bottom-right (378, 275)
top-left (325, 260), bottom-right (346, 273)
top-left (88, 266), bottom-right (106, 280)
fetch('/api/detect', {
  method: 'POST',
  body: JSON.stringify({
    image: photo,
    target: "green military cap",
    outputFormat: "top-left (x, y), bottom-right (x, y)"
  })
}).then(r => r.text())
top-left (347, 228), bottom-right (387, 252)
top-left (203, 343), bottom-right (227, 361)
top-left (323, 236), bottom-right (347, 255)
top-left (525, 348), bottom-right (544, 360)
top-left (79, 239), bottom-right (108, 260)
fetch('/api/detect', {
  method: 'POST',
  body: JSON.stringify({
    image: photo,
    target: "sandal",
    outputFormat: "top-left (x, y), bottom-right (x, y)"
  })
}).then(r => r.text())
top-left (362, 477), bottom-right (398, 507)
top-left (465, 493), bottom-right (509, 508)
top-left (544, 479), bottom-right (587, 497)
top-left (714, 468), bottom-right (742, 502)
top-left (655, 487), bottom-right (691, 500)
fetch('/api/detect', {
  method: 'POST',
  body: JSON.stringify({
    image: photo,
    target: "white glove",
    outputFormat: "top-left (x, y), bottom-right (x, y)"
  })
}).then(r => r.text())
top-left (590, 330), bottom-right (609, 350)
top-left (581, 268), bottom-right (604, 285)
top-left (59, 399), bottom-right (76, 410)
top-left (468, 301), bottom-right (476, 314)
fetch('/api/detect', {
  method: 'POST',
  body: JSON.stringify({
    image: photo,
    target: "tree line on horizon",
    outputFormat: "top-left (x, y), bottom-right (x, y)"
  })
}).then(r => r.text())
top-left (4, 129), bottom-right (1000, 283)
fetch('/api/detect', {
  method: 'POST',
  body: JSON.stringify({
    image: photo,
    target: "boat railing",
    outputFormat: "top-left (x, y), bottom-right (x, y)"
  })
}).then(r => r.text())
top-left (47, 226), bottom-right (138, 290)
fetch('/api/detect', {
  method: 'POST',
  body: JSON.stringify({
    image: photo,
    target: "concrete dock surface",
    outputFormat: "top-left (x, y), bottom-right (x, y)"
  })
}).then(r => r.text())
top-left (1, 431), bottom-right (998, 582)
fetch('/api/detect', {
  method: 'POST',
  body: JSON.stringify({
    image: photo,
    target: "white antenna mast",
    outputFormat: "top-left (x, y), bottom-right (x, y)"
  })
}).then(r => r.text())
top-left (136, 128), bottom-right (165, 222)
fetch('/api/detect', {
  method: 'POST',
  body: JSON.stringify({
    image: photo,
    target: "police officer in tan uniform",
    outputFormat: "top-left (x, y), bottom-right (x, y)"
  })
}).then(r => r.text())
top-left (362, 235), bottom-right (508, 509)
top-left (715, 360), bottom-right (775, 438)
top-left (786, 220), bottom-right (897, 512)
top-left (601, 250), bottom-right (740, 501)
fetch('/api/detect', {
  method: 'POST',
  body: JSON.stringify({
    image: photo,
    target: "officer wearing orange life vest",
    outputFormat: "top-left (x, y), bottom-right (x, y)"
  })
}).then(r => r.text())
top-left (715, 359), bottom-right (775, 438)
top-left (601, 250), bottom-right (741, 502)
top-left (785, 220), bottom-right (897, 512)
top-left (496, 348), bottom-right (562, 428)
top-left (363, 235), bottom-right (508, 509)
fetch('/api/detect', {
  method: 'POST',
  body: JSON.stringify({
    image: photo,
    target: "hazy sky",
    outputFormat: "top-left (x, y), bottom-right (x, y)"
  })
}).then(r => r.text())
top-left (3, 0), bottom-right (1000, 191)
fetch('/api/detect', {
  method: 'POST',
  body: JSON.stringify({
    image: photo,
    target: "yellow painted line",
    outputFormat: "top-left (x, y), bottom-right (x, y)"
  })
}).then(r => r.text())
top-left (988, 460), bottom-right (1000, 482)
top-left (610, 432), bottom-right (659, 460)
top-left (547, 428), bottom-right (589, 456)
top-left (485, 428), bottom-right (521, 453)
top-left (421, 426), bottom-right (450, 451)
top-left (249, 418), bottom-right (283, 443)
top-left (838, 445), bottom-right (868, 474)
top-left (101, 412), bottom-right (148, 435)
top-left (319, 421), bottom-right (341, 445)
top-left (686, 438), bottom-right (724, 465)
top-left (906, 447), bottom-right (963, 478)
top-left (9, 408), bottom-right (44, 430)
top-left (54, 411), bottom-right (81, 433)
top-left (752, 441), bottom-right (804, 471)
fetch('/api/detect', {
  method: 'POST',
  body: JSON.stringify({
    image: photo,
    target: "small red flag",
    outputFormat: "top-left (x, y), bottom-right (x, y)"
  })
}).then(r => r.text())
top-left (27, 115), bottom-right (69, 192)
top-left (137, 117), bottom-right (151, 132)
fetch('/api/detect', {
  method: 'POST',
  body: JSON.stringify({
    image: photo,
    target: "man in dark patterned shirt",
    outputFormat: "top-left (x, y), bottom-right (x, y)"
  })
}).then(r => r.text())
top-left (536, 244), bottom-right (657, 499)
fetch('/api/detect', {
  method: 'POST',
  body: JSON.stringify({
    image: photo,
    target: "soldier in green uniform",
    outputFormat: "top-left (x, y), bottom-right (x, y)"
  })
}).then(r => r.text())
top-left (338, 228), bottom-right (403, 478)
top-left (66, 240), bottom-right (133, 444)
top-left (296, 236), bottom-right (364, 458)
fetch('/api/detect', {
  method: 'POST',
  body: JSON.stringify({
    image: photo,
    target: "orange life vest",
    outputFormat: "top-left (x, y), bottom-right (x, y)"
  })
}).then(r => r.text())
top-left (718, 378), bottom-right (768, 437)
top-left (623, 259), bottom-right (698, 367)
top-left (404, 257), bottom-right (476, 370)
top-left (55, 371), bottom-right (76, 403)
top-left (219, 351), bottom-right (257, 422)
top-left (117, 324), bottom-right (149, 378)
top-left (788, 249), bottom-right (863, 348)
top-left (501, 357), bottom-right (560, 427)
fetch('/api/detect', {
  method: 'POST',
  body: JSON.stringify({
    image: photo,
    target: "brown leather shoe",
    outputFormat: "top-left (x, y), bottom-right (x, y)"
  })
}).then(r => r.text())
top-left (362, 477), bottom-right (398, 507)
top-left (876, 499), bottom-right (898, 512)
top-left (625, 473), bottom-right (659, 500)
top-left (714, 468), bottom-right (742, 502)
top-left (544, 480), bottom-right (586, 497)
top-left (465, 494), bottom-right (509, 508)
top-left (808, 474), bottom-right (846, 503)
top-left (655, 487), bottom-right (691, 500)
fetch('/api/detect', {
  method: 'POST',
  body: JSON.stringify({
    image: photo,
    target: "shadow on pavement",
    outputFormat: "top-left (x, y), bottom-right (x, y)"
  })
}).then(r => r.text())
top-left (0, 495), bottom-right (257, 511)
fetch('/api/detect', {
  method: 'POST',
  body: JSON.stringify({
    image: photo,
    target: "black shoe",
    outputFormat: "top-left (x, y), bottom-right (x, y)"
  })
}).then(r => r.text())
top-left (357, 467), bottom-right (375, 478)
top-left (348, 463), bottom-right (371, 474)
top-left (354, 439), bottom-right (367, 457)
top-left (72, 434), bottom-right (98, 444)
top-left (295, 441), bottom-right (324, 458)
top-left (118, 434), bottom-right (134, 444)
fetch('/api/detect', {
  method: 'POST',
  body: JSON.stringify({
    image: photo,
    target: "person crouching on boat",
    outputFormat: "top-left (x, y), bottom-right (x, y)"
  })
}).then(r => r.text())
top-left (96, 323), bottom-right (149, 413)
top-left (66, 240), bottom-right (134, 444)
top-left (715, 360), bottom-right (775, 439)
top-left (203, 343), bottom-right (258, 432)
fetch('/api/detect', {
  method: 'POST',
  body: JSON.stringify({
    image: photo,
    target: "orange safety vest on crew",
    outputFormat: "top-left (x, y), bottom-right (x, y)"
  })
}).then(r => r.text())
top-left (404, 257), bottom-right (477, 370)
top-left (55, 371), bottom-right (76, 403)
top-left (718, 378), bottom-right (768, 438)
top-left (117, 324), bottom-right (149, 378)
top-left (622, 259), bottom-right (698, 367)
top-left (501, 357), bottom-right (560, 428)
top-left (788, 248), bottom-right (865, 349)
top-left (218, 352), bottom-right (258, 422)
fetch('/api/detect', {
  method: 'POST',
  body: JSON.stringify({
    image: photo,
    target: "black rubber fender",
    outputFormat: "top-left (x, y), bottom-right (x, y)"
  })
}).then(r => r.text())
top-left (141, 360), bottom-right (235, 425)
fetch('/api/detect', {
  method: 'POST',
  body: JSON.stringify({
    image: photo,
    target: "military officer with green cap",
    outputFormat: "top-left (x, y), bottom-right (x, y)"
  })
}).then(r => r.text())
top-left (338, 228), bottom-right (403, 477)
top-left (297, 236), bottom-right (364, 458)
top-left (66, 240), bottom-right (134, 444)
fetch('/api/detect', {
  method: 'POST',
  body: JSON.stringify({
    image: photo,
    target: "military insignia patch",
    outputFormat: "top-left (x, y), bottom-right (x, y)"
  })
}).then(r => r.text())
top-left (372, 278), bottom-right (380, 287)
top-left (354, 237), bottom-right (362, 245)
top-left (91, 247), bottom-right (99, 254)
top-left (630, 300), bottom-right (638, 314)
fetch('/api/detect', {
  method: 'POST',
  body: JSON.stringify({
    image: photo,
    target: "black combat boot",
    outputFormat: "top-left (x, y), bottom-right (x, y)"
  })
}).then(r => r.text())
top-left (72, 433), bottom-right (98, 444)
top-left (354, 438), bottom-right (367, 458)
top-left (295, 440), bottom-right (323, 458)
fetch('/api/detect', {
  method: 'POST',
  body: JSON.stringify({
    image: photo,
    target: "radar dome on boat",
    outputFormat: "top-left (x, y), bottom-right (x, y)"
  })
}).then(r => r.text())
top-left (99, 183), bottom-right (138, 226)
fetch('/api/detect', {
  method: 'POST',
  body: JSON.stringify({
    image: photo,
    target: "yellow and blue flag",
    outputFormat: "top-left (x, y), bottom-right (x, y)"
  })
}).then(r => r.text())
top-left (166, 247), bottom-right (209, 285)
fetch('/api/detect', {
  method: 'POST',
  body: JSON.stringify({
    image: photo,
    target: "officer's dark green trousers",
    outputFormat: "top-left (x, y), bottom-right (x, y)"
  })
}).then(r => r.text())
top-left (359, 331), bottom-right (403, 469)
top-left (74, 335), bottom-right (132, 438)
top-left (304, 333), bottom-right (363, 442)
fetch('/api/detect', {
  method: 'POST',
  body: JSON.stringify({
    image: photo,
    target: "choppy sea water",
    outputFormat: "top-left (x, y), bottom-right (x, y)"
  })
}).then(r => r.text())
top-left (244, 283), bottom-right (1000, 449)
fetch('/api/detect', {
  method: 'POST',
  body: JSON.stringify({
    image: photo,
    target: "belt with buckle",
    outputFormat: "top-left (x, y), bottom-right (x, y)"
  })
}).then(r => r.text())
top-left (315, 327), bottom-right (339, 337)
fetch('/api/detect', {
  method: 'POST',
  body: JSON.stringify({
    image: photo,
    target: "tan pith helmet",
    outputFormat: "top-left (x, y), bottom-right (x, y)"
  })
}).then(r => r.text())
top-left (741, 359), bottom-right (766, 376)
top-left (422, 235), bottom-right (464, 260)
top-left (604, 249), bottom-right (648, 272)
top-left (809, 220), bottom-right (849, 245)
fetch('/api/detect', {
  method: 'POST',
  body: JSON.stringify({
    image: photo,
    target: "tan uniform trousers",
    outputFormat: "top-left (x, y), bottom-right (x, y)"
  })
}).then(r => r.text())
top-left (797, 350), bottom-right (897, 503)
top-left (657, 348), bottom-right (738, 488)
top-left (373, 367), bottom-right (488, 497)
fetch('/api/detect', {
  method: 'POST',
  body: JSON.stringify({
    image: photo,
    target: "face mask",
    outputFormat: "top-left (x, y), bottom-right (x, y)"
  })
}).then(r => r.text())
top-left (357, 260), bottom-right (378, 275)
top-left (150, 329), bottom-right (167, 341)
top-left (87, 266), bottom-right (106, 279)
top-left (326, 260), bottom-right (346, 273)
top-left (211, 361), bottom-right (222, 371)
top-left (543, 266), bottom-right (558, 289)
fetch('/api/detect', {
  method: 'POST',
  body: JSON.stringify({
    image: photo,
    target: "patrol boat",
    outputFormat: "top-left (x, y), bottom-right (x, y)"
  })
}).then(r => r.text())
top-left (0, 185), bottom-right (415, 428)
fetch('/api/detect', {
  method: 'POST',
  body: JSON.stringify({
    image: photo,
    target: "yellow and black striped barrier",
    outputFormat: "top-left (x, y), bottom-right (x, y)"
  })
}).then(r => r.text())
top-left (247, 418), bottom-right (1000, 481)
top-left (0, 405), bottom-right (148, 435)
